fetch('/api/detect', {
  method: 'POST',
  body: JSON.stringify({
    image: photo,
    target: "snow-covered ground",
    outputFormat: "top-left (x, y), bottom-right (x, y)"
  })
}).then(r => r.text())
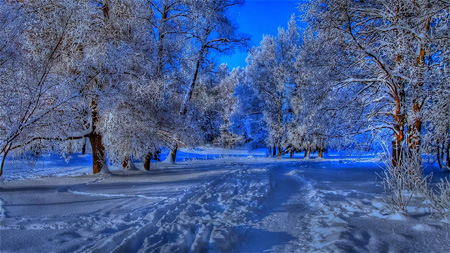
top-left (1, 151), bottom-right (450, 252)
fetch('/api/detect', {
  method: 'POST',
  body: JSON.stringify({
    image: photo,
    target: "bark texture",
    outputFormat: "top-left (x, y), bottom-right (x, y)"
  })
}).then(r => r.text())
top-left (170, 144), bottom-right (178, 163)
top-left (89, 131), bottom-right (105, 174)
top-left (144, 152), bottom-right (152, 171)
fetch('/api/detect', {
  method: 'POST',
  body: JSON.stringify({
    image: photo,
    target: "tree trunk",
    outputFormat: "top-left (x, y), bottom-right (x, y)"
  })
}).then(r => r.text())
top-left (277, 145), bottom-right (282, 157)
top-left (89, 132), bottom-right (105, 174)
top-left (391, 93), bottom-right (405, 167)
top-left (0, 144), bottom-right (11, 177)
top-left (89, 99), bottom-right (105, 174)
top-left (123, 156), bottom-right (129, 169)
top-left (404, 17), bottom-right (429, 161)
top-left (156, 7), bottom-right (167, 77)
top-left (180, 53), bottom-right (203, 115)
top-left (269, 146), bottom-right (272, 156)
top-left (392, 122), bottom-right (405, 167)
top-left (170, 144), bottom-right (178, 163)
top-left (437, 143), bottom-right (443, 169)
top-left (407, 115), bottom-right (422, 154)
top-left (272, 145), bottom-right (276, 157)
top-left (306, 145), bottom-right (311, 158)
top-left (290, 151), bottom-right (293, 158)
top-left (154, 149), bottom-right (161, 162)
top-left (446, 142), bottom-right (450, 169)
top-left (318, 139), bottom-right (324, 158)
top-left (144, 152), bottom-right (151, 171)
top-left (81, 138), bottom-right (87, 155)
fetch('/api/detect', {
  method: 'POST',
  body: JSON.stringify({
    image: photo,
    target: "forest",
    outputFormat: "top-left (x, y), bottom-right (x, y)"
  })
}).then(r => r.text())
top-left (1, 0), bottom-right (450, 252)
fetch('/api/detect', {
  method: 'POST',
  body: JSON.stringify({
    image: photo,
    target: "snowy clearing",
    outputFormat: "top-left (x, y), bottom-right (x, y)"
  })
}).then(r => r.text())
top-left (1, 155), bottom-right (450, 252)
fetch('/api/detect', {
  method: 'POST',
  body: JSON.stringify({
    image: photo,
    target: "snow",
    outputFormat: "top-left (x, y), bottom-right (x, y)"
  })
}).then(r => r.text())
top-left (1, 151), bottom-right (450, 252)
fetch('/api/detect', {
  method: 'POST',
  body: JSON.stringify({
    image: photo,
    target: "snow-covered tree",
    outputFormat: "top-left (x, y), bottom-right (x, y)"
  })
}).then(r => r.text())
top-left (179, 0), bottom-right (249, 115)
top-left (302, 0), bottom-right (450, 164)
top-left (0, 0), bottom-right (158, 175)
top-left (233, 74), bottom-right (268, 149)
top-left (246, 15), bottom-right (299, 157)
top-left (212, 66), bottom-right (245, 148)
top-left (0, 1), bottom-right (98, 175)
top-left (99, 0), bottom-right (249, 166)
top-left (288, 26), bottom-right (376, 158)
top-left (424, 79), bottom-right (450, 170)
top-left (97, 0), bottom-right (191, 169)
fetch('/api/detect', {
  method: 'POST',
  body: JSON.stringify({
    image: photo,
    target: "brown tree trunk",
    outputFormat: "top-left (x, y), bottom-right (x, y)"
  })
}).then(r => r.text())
top-left (306, 145), bottom-right (311, 158)
top-left (405, 17), bottom-right (430, 160)
top-left (318, 139), bottom-right (324, 158)
top-left (89, 99), bottom-right (105, 174)
top-left (391, 86), bottom-right (405, 167)
top-left (89, 132), bottom-right (105, 174)
top-left (144, 152), bottom-right (151, 171)
top-left (170, 144), bottom-right (178, 163)
top-left (277, 144), bottom-right (282, 158)
top-left (407, 112), bottom-right (422, 154)
top-left (123, 156), bottom-right (129, 169)
top-left (392, 125), bottom-right (404, 167)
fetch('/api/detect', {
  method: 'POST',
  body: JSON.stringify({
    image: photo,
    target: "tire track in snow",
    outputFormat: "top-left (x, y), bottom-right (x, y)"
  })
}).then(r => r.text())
top-left (72, 170), bottom-right (229, 253)
top-left (109, 170), bottom-right (236, 252)
top-left (237, 165), bottom-right (314, 252)
top-left (76, 167), bottom-right (272, 253)
top-left (137, 167), bottom-right (271, 252)
top-left (68, 189), bottom-right (167, 201)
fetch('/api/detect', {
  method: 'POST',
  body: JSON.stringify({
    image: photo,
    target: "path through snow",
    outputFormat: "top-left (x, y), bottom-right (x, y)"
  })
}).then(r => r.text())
top-left (1, 158), bottom-right (450, 252)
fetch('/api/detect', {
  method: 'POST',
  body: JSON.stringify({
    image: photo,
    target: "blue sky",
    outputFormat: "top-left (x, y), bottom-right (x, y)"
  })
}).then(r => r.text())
top-left (220, 0), bottom-right (303, 69)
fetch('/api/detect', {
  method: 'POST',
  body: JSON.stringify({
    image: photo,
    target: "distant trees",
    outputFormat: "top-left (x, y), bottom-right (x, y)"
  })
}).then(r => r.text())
top-left (232, 74), bottom-right (267, 149)
top-left (245, 15), bottom-right (299, 157)
top-left (287, 34), bottom-right (332, 159)
top-left (212, 66), bottom-right (245, 148)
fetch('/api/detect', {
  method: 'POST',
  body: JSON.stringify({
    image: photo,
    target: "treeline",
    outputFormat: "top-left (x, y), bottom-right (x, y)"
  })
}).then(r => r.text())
top-left (1, 0), bottom-right (450, 176)
top-left (234, 0), bottom-right (450, 169)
